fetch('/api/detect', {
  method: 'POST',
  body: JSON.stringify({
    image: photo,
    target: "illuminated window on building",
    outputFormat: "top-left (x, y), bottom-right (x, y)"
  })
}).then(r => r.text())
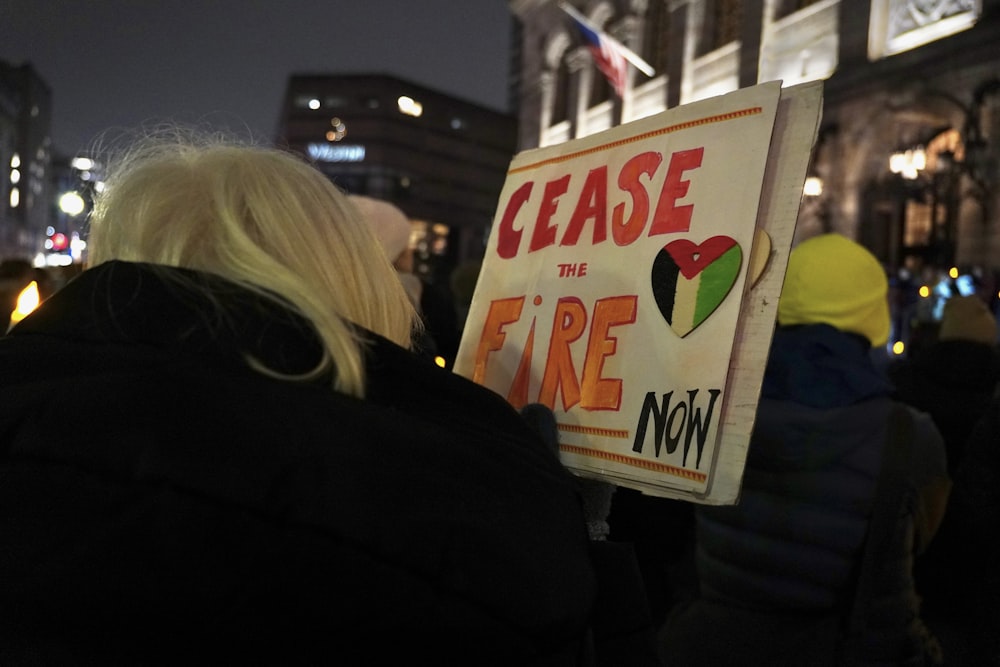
top-left (411, 220), bottom-right (451, 281)
top-left (552, 56), bottom-right (571, 125)
top-left (590, 63), bottom-right (612, 106)
top-left (704, 0), bottom-right (743, 53)
top-left (644, 0), bottom-right (670, 77)
top-left (870, 0), bottom-right (979, 58)
top-left (903, 198), bottom-right (934, 247)
top-left (775, 0), bottom-right (824, 20)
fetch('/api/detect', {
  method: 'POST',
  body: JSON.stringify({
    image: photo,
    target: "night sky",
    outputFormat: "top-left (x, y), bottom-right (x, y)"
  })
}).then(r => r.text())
top-left (0, 0), bottom-right (514, 157)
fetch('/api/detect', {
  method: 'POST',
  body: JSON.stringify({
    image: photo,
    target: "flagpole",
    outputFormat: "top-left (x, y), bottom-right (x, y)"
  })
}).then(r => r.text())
top-left (557, 1), bottom-right (656, 78)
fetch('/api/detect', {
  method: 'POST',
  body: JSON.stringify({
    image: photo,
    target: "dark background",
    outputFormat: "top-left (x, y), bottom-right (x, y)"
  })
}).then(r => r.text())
top-left (0, 0), bottom-right (513, 156)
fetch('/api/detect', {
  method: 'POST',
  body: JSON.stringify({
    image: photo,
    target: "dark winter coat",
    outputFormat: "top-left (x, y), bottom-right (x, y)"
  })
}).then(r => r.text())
top-left (659, 325), bottom-right (950, 666)
top-left (0, 261), bottom-right (601, 665)
top-left (889, 339), bottom-right (1000, 474)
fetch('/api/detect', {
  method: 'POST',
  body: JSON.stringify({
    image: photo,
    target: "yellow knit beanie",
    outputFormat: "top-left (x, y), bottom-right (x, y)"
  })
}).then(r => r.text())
top-left (939, 295), bottom-right (997, 345)
top-left (777, 234), bottom-right (890, 347)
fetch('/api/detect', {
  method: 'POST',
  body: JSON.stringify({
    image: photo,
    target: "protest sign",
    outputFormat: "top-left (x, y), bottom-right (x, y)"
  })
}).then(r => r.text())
top-left (453, 81), bottom-right (823, 504)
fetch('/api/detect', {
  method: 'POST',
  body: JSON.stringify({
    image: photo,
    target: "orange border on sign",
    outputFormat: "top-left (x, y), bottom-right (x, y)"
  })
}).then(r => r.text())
top-left (557, 422), bottom-right (630, 439)
top-left (559, 443), bottom-right (708, 483)
top-left (509, 106), bottom-right (763, 176)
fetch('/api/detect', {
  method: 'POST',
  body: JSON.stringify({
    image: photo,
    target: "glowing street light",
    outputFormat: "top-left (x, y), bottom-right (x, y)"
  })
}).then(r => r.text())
top-left (58, 191), bottom-right (86, 217)
top-left (9, 281), bottom-right (40, 328)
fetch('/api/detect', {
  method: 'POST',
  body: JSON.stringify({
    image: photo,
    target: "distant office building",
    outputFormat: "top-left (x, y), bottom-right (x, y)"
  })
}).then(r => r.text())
top-left (275, 74), bottom-right (518, 283)
top-left (0, 61), bottom-right (53, 261)
top-left (509, 0), bottom-right (1000, 275)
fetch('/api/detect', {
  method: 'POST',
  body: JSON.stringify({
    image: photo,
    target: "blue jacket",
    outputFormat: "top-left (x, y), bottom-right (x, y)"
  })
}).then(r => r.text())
top-left (668, 325), bottom-right (949, 664)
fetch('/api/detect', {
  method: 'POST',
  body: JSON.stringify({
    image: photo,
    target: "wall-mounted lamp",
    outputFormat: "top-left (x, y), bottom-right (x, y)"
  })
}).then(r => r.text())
top-left (889, 146), bottom-right (926, 180)
top-left (803, 176), bottom-right (824, 196)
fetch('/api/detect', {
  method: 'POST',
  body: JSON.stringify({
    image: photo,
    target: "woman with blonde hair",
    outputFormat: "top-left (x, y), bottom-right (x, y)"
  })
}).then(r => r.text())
top-left (0, 131), bottom-right (604, 664)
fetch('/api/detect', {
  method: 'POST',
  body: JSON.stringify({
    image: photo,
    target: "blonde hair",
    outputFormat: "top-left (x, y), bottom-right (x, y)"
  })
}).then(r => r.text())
top-left (86, 128), bottom-right (419, 397)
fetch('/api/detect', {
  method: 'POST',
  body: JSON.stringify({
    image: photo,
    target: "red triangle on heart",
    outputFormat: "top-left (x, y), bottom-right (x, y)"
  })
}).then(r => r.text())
top-left (664, 236), bottom-right (739, 280)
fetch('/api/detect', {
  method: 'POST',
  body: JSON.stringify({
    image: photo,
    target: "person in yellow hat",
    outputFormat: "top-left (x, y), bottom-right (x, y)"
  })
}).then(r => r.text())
top-left (659, 234), bottom-right (949, 666)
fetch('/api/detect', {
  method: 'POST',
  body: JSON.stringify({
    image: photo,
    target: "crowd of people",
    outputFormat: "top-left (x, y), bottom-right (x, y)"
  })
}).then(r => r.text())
top-left (1, 128), bottom-right (997, 665)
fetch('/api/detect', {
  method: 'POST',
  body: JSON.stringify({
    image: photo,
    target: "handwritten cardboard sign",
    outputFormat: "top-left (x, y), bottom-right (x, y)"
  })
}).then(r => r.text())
top-left (453, 81), bottom-right (823, 504)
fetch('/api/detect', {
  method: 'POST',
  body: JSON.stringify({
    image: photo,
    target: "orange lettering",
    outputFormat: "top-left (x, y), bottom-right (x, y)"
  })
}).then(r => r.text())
top-left (472, 297), bottom-right (525, 384)
top-left (507, 319), bottom-right (536, 409)
top-left (580, 296), bottom-right (638, 410)
top-left (538, 297), bottom-right (586, 411)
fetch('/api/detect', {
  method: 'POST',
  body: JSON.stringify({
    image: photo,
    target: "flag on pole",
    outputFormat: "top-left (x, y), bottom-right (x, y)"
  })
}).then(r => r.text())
top-left (559, 2), bottom-right (655, 98)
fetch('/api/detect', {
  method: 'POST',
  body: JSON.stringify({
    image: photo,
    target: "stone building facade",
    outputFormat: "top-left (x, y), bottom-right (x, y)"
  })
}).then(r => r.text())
top-left (508, 0), bottom-right (1000, 280)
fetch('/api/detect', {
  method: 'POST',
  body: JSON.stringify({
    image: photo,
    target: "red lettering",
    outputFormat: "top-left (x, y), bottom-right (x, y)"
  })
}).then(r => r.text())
top-left (561, 166), bottom-right (608, 247)
top-left (496, 182), bottom-right (534, 259)
top-left (612, 151), bottom-right (662, 246)
top-left (528, 175), bottom-right (571, 253)
top-left (649, 147), bottom-right (704, 236)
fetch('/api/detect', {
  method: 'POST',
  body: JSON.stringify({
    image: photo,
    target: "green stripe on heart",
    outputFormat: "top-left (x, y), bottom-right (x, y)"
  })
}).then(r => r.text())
top-left (651, 235), bottom-right (743, 338)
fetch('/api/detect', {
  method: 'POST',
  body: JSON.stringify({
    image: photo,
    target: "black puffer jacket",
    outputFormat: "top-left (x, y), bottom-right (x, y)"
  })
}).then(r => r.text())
top-left (0, 261), bottom-right (600, 665)
top-left (660, 325), bottom-right (949, 666)
top-left (889, 339), bottom-right (1000, 474)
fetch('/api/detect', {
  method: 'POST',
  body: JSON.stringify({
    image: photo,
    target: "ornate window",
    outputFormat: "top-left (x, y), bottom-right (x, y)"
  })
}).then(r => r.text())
top-left (707, 0), bottom-right (743, 52)
top-left (644, 0), bottom-right (671, 77)
top-left (774, 0), bottom-right (825, 20)
top-left (552, 58), bottom-right (571, 125)
top-left (870, 0), bottom-right (979, 59)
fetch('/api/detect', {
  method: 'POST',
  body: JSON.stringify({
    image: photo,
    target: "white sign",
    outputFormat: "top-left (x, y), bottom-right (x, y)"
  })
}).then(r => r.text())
top-left (454, 81), bottom-right (823, 504)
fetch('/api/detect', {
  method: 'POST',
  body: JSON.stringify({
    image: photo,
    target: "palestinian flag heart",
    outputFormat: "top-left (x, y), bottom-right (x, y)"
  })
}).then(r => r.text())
top-left (651, 235), bottom-right (743, 337)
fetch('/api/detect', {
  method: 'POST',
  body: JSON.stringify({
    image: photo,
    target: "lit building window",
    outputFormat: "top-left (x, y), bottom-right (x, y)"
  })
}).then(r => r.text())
top-left (397, 96), bottom-right (423, 117)
top-left (870, 0), bottom-right (979, 58)
top-left (327, 117), bottom-right (347, 141)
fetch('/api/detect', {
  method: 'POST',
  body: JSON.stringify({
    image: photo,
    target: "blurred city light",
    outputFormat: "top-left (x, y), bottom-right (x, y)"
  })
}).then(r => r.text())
top-left (9, 280), bottom-right (39, 326)
top-left (948, 266), bottom-right (959, 278)
top-left (892, 341), bottom-right (905, 355)
top-left (397, 95), bottom-right (423, 117)
top-left (70, 156), bottom-right (94, 170)
top-left (919, 285), bottom-right (930, 297)
top-left (803, 176), bottom-right (823, 196)
top-left (58, 191), bottom-right (86, 216)
top-left (889, 147), bottom-right (926, 180)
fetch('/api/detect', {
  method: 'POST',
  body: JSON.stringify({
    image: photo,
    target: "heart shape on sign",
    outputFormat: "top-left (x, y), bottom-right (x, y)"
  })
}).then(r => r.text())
top-left (651, 235), bottom-right (743, 337)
